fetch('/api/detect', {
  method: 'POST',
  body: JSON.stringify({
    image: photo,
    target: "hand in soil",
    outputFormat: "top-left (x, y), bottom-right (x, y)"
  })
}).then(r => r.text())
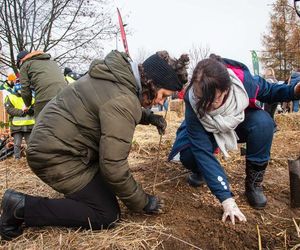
top-left (221, 198), bottom-right (247, 225)
top-left (143, 194), bottom-right (164, 214)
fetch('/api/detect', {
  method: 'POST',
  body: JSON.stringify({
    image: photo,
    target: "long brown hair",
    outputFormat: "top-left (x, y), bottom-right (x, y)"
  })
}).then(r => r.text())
top-left (188, 54), bottom-right (231, 118)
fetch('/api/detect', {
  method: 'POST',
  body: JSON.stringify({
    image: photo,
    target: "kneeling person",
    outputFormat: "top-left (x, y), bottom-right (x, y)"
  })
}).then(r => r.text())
top-left (0, 50), bottom-right (189, 240)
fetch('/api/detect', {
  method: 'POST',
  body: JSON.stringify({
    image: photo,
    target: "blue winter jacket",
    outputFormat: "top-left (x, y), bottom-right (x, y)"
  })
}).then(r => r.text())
top-left (290, 72), bottom-right (300, 87)
top-left (169, 58), bottom-right (299, 202)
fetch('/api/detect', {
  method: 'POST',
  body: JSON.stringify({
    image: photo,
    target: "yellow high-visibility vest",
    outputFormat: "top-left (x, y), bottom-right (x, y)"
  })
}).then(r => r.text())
top-left (65, 75), bottom-right (75, 84)
top-left (7, 94), bottom-right (35, 126)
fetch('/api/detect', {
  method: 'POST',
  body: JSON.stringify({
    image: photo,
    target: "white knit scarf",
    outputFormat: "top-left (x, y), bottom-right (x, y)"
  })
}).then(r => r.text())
top-left (189, 68), bottom-right (249, 158)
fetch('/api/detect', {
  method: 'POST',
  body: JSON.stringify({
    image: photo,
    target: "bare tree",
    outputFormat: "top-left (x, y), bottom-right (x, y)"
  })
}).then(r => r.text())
top-left (0, 0), bottom-right (118, 74)
top-left (188, 44), bottom-right (210, 76)
top-left (287, 17), bottom-right (300, 71)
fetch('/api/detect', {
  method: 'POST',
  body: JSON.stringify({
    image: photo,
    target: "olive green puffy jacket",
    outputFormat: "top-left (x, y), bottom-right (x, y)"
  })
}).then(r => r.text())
top-left (19, 52), bottom-right (67, 117)
top-left (27, 51), bottom-right (148, 212)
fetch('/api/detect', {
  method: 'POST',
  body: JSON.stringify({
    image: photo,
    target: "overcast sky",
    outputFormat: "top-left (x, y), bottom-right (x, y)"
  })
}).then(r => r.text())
top-left (104, 0), bottom-right (294, 73)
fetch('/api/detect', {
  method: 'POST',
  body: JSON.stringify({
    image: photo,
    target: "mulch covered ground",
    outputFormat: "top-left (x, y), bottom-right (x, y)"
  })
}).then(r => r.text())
top-left (0, 112), bottom-right (299, 249)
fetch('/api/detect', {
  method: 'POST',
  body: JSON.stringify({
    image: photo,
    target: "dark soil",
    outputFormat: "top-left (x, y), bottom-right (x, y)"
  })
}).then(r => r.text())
top-left (126, 112), bottom-right (300, 249)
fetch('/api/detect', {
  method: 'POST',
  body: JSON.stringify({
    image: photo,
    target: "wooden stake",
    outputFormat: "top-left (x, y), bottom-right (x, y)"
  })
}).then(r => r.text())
top-left (152, 102), bottom-right (169, 194)
top-left (257, 225), bottom-right (262, 250)
top-left (5, 161), bottom-right (8, 188)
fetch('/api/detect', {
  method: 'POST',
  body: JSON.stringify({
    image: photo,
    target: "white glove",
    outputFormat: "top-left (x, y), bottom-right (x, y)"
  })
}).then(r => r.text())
top-left (221, 198), bottom-right (247, 225)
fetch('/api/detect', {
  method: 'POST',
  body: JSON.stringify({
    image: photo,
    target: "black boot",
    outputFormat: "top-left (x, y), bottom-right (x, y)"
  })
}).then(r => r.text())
top-left (245, 161), bottom-right (268, 209)
top-left (187, 172), bottom-right (205, 187)
top-left (0, 189), bottom-right (25, 241)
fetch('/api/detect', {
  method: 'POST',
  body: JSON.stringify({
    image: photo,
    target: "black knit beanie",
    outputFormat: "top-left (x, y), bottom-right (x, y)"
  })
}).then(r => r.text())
top-left (142, 53), bottom-right (183, 91)
top-left (64, 67), bottom-right (72, 76)
top-left (16, 50), bottom-right (29, 68)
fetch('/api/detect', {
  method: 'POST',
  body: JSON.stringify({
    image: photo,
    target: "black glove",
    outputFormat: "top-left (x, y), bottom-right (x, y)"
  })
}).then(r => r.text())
top-left (143, 194), bottom-right (164, 214)
top-left (148, 113), bottom-right (167, 135)
top-left (27, 107), bottom-right (34, 116)
top-left (140, 109), bottom-right (167, 135)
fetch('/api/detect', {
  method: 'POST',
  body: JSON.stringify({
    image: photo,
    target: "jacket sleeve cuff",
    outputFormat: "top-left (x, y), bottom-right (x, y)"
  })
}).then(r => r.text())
top-left (217, 191), bottom-right (234, 203)
top-left (139, 108), bottom-right (153, 125)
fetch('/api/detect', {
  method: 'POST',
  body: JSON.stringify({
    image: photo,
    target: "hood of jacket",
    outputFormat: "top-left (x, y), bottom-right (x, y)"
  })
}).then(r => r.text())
top-left (21, 51), bottom-right (51, 64)
top-left (88, 50), bottom-right (137, 95)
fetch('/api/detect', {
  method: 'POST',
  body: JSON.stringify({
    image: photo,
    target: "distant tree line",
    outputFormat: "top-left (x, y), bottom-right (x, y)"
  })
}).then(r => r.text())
top-left (261, 0), bottom-right (300, 80)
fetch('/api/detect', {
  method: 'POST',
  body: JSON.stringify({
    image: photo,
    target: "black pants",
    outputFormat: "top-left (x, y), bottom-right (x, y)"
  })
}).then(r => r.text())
top-left (24, 172), bottom-right (120, 230)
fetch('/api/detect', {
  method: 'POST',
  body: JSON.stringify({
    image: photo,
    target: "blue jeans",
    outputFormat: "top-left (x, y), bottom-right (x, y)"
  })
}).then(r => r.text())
top-left (12, 132), bottom-right (31, 159)
top-left (293, 100), bottom-right (299, 112)
top-left (158, 100), bottom-right (168, 111)
top-left (180, 147), bottom-right (201, 174)
top-left (235, 109), bottom-right (275, 165)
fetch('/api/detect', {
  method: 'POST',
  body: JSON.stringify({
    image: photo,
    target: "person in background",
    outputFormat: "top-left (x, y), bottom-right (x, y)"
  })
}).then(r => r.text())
top-left (263, 68), bottom-right (280, 131)
top-left (0, 73), bottom-right (17, 94)
top-left (0, 50), bottom-right (189, 241)
top-left (17, 50), bottom-right (67, 118)
top-left (169, 54), bottom-right (300, 225)
top-left (4, 83), bottom-right (35, 160)
top-left (158, 99), bottom-right (169, 111)
top-left (281, 76), bottom-right (292, 113)
top-left (281, 70), bottom-right (300, 113)
top-left (64, 67), bottom-right (82, 84)
top-left (291, 69), bottom-right (300, 112)
top-left (0, 133), bottom-right (9, 149)
top-left (0, 131), bottom-right (11, 160)
top-left (0, 137), bottom-right (14, 161)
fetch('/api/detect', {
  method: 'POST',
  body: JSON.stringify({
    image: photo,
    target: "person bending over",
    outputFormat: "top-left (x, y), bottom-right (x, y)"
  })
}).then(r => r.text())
top-left (0, 50), bottom-right (189, 240)
top-left (169, 54), bottom-right (300, 224)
